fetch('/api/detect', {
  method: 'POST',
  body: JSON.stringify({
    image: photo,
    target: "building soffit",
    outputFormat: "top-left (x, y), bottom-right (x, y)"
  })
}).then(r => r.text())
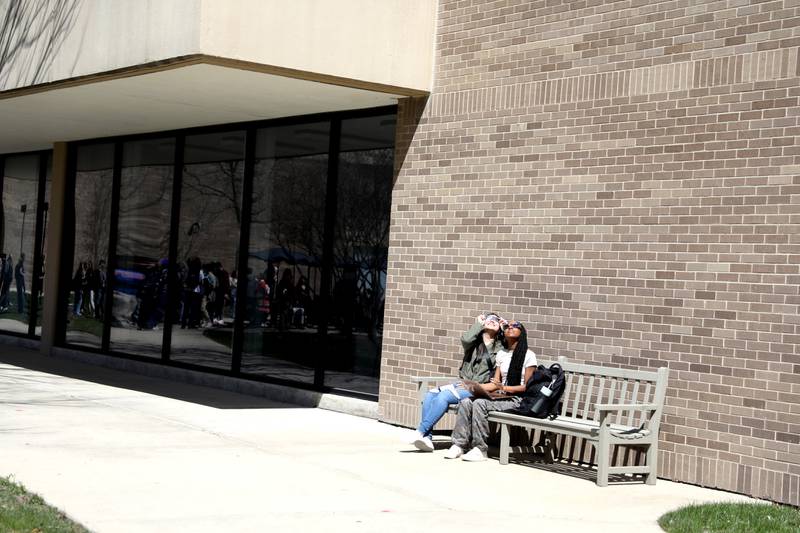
top-left (0, 54), bottom-right (427, 154)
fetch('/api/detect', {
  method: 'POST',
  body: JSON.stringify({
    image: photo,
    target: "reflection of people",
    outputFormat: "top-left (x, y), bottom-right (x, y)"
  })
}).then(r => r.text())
top-left (294, 275), bottom-right (312, 328)
top-left (256, 276), bottom-right (270, 326)
top-left (446, 321), bottom-right (537, 462)
top-left (333, 266), bottom-right (357, 336)
top-left (81, 262), bottom-right (94, 317)
top-left (180, 257), bottom-right (202, 329)
top-left (230, 270), bottom-right (238, 319)
top-left (95, 260), bottom-right (107, 319)
top-left (0, 254), bottom-right (14, 311)
top-left (14, 254), bottom-right (25, 315)
top-left (0, 256), bottom-right (7, 315)
top-left (275, 268), bottom-right (294, 330)
top-left (72, 263), bottom-right (85, 316)
top-left (410, 313), bottom-right (505, 452)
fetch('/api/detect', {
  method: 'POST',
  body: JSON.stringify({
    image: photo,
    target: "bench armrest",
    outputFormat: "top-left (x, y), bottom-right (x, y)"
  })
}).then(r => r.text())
top-left (410, 376), bottom-right (458, 407)
top-left (596, 403), bottom-right (658, 412)
top-left (409, 376), bottom-right (457, 385)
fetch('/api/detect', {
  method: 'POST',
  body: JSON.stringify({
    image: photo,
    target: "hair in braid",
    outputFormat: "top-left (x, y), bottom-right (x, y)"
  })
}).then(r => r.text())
top-left (504, 323), bottom-right (528, 387)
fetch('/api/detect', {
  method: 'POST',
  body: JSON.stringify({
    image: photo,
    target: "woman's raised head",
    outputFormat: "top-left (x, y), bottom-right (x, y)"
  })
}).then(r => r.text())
top-left (481, 311), bottom-right (503, 335)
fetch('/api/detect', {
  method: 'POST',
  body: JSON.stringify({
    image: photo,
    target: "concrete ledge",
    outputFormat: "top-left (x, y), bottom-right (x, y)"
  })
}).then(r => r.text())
top-left (0, 334), bottom-right (377, 419)
top-left (0, 334), bottom-right (40, 351)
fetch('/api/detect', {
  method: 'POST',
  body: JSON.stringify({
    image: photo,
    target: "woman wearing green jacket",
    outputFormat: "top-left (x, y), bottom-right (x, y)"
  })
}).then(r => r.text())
top-left (411, 313), bottom-right (505, 452)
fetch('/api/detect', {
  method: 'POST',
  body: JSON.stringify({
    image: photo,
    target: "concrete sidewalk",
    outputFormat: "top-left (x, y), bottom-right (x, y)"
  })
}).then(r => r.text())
top-left (0, 346), bottom-right (758, 533)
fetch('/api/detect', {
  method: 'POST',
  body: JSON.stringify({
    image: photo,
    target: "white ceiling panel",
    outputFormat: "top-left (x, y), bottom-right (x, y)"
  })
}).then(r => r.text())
top-left (0, 64), bottom-right (401, 153)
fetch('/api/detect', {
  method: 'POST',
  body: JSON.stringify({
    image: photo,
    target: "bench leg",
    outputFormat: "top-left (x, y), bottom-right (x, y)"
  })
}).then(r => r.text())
top-left (536, 431), bottom-right (556, 463)
top-left (499, 424), bottom-right (510, 465)
top-left (645, 440), bottom-right (658, 485)
top-left (596, 433), bottom-right (610, 487)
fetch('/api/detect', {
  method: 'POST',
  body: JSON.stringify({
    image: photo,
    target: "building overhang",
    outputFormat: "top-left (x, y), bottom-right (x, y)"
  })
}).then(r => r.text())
top-left (1, 55), bottom-right (423, 153)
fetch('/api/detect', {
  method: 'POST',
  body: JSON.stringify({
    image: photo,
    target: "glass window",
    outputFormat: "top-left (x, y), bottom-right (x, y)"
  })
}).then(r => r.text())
top-left (326, 115), bottom-right (395, 395)
top-left (109, 138), bottom-right (175, 357)
top-left (58, 109), bottom-right (395, 397)
top-left (34, 154), bottom-right (52, 337)
top-left (0, 154), bottom-right (39, 334)
top-left (240, 123), bottom-right (330, 384)
top-left (67, 144), bottom-right (113, 348)
top-left (170, 131), bottom-right (245, 370)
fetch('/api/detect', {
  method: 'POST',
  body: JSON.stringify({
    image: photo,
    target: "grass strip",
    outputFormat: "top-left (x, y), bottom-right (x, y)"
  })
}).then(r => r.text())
top-left (659, 502), bottom-right (800, 533)
top-left (0, 476), bottom-right (89, 533)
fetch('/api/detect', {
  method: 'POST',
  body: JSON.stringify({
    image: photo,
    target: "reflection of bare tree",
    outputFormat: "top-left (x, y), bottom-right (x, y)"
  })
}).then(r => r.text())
top-left (0, 0), bottom-right (83, 90)
top-left (334, 149), bottom-right (392, 338)
top-left (74, 170), bottom-right (111, 267)
top-left (252, 157), bottom-right (327, 262)
top-left (0, 169), bottom-right (39, 274)
top-left (179, 161), bottom-right (245, 261)
top-left (117, 166), bottom-right (172, 260)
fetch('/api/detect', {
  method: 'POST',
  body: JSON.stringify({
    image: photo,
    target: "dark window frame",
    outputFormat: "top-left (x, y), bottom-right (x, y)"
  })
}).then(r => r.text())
top-left (0, 149), bottom-right (52, 339)
top-left (56, 105), bottom-right (396, 401)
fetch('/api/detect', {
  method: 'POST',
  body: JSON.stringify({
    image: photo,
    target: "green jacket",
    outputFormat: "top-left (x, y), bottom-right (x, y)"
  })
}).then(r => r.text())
top-left (458, 320), bottom-right (502, 383)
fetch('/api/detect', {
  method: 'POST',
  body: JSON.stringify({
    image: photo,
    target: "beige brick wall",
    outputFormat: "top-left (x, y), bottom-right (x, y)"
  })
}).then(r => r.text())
top-left (380, 0), bottom-right (800, 506)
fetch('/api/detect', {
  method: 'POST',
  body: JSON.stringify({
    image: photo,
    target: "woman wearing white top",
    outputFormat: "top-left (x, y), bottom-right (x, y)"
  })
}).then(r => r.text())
top-left (446, 321), bottom-right (537, 461)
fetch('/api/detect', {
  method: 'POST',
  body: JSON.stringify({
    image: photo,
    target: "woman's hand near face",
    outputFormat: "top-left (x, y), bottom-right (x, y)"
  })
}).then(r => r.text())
top-left (477, 314), bottom-right (486, 324)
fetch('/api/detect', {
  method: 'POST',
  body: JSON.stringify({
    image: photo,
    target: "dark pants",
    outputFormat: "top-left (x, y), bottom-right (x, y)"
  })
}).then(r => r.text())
top-left (15, 278), bottom-right (25, 314)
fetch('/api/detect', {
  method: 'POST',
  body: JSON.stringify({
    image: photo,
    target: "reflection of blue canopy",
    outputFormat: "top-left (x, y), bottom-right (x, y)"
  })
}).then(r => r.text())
top-left (250, 248), bottom-right (319, 266)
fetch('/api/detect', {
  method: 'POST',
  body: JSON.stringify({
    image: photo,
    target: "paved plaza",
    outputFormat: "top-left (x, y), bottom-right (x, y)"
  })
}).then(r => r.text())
top-left (0, 345), bottom-right (760, 533)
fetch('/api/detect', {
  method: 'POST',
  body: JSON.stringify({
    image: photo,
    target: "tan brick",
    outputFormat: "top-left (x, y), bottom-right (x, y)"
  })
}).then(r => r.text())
top-left (382, 0), bottom-right (800, 508)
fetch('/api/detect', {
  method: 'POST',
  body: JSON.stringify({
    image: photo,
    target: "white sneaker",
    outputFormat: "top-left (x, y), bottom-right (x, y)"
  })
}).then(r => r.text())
top-left (461, 447), bottom-right (487, 462)
top-left (413, 435), bottom-right (434, 452)
top-left (407, 430), bottom-right (424, 444)
top-left (444, 445), bottom-right (464, 459)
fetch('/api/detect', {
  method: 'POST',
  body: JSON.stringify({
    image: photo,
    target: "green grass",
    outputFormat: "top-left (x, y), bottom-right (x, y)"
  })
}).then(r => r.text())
top-left (0, 476), bottom-right (88, 532)
top-left (659, 502), bottom-right (800, 533)
top-left (66, 315), bottom-right (104, 339)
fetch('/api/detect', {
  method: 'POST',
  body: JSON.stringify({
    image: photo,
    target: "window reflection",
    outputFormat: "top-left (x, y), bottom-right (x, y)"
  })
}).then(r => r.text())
top-left (57, 111), bottom-right (395, 397)
top-left (240, 123), bottom-right (330, 384)
top-left (109, 138), bottom-right (174, 357)
top-left (170, 131), bottom-right (245, 370)
top-left (326, 115), bottom-right (395, 395)
top-left (34, 154), bottom-right (52, 336)
top-left (0, 154), bottom-right (40, 335)
top-left (67, 144), bottom-right (113, 348)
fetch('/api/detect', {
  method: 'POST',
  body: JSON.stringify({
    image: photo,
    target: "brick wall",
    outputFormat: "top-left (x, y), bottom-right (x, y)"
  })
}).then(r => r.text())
top-left (380, 0), bottom-right (800, 506)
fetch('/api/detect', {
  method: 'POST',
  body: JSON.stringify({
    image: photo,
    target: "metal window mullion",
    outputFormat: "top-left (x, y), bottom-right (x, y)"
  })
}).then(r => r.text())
top-left (316, 118), bottom-right (342, 389)
top-left (27, 151), bottom-right (49, 337)
top-left (231, 127), bottom-right (256, 373)
top-left (55, 145), bottom-right (77, 346)
top-left (102, 142), bottom-right (123, 352)
top-left (161, 135), bottom-right (185, 362)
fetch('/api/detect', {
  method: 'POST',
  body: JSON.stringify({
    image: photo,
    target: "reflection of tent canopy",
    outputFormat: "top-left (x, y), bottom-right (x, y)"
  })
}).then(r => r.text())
top-left (250, 247), bottom-right (388, 270)
top-left (337, 246), bottom-right (388, 271)
top-left (249, 248), bottom-right (319, 266)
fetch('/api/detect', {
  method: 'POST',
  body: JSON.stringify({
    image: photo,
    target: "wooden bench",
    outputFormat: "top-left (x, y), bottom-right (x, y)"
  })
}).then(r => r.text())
top-left (409, 357), bottom-right (563, 417)
top-left (488, 361), bottom-right (669, 486)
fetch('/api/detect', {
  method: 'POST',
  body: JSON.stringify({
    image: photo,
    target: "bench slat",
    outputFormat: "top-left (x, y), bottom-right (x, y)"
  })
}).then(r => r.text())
top-left (627, 381), bottom-right (641, 427)
top-left (559, 371), bottom-right (572, 418)
top-left (582, 375), bottom-right (595, 420)
top-left (491, 362), bottom-right (669, 488)
top-left (572, 374), bottom-right (585, 418)
top-left (604, 379), bottom-right (617, 422)
top-left (616, 379), bottom-right (630, 425)
top-left (560, 361), bottom-right (662, 381)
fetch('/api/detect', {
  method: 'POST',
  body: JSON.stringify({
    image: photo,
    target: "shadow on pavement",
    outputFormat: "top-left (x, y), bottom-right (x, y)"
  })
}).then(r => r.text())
top-left (0, 346), bottom-right (304, 410)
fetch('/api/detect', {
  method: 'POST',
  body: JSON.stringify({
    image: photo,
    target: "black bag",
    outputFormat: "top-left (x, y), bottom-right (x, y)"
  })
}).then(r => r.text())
top-left (510, 363), bottom-right (566, 419)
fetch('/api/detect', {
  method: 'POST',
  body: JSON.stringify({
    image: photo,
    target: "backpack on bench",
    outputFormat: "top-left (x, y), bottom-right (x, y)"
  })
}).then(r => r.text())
top-left (510, 363), bottom-right (566, 419)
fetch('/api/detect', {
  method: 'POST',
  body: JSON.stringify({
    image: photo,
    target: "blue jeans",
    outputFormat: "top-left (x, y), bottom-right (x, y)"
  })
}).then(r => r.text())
top-left (73, 290), bottom-right (83, 316)
top-left (417, 384), bottom-right (472, 438)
